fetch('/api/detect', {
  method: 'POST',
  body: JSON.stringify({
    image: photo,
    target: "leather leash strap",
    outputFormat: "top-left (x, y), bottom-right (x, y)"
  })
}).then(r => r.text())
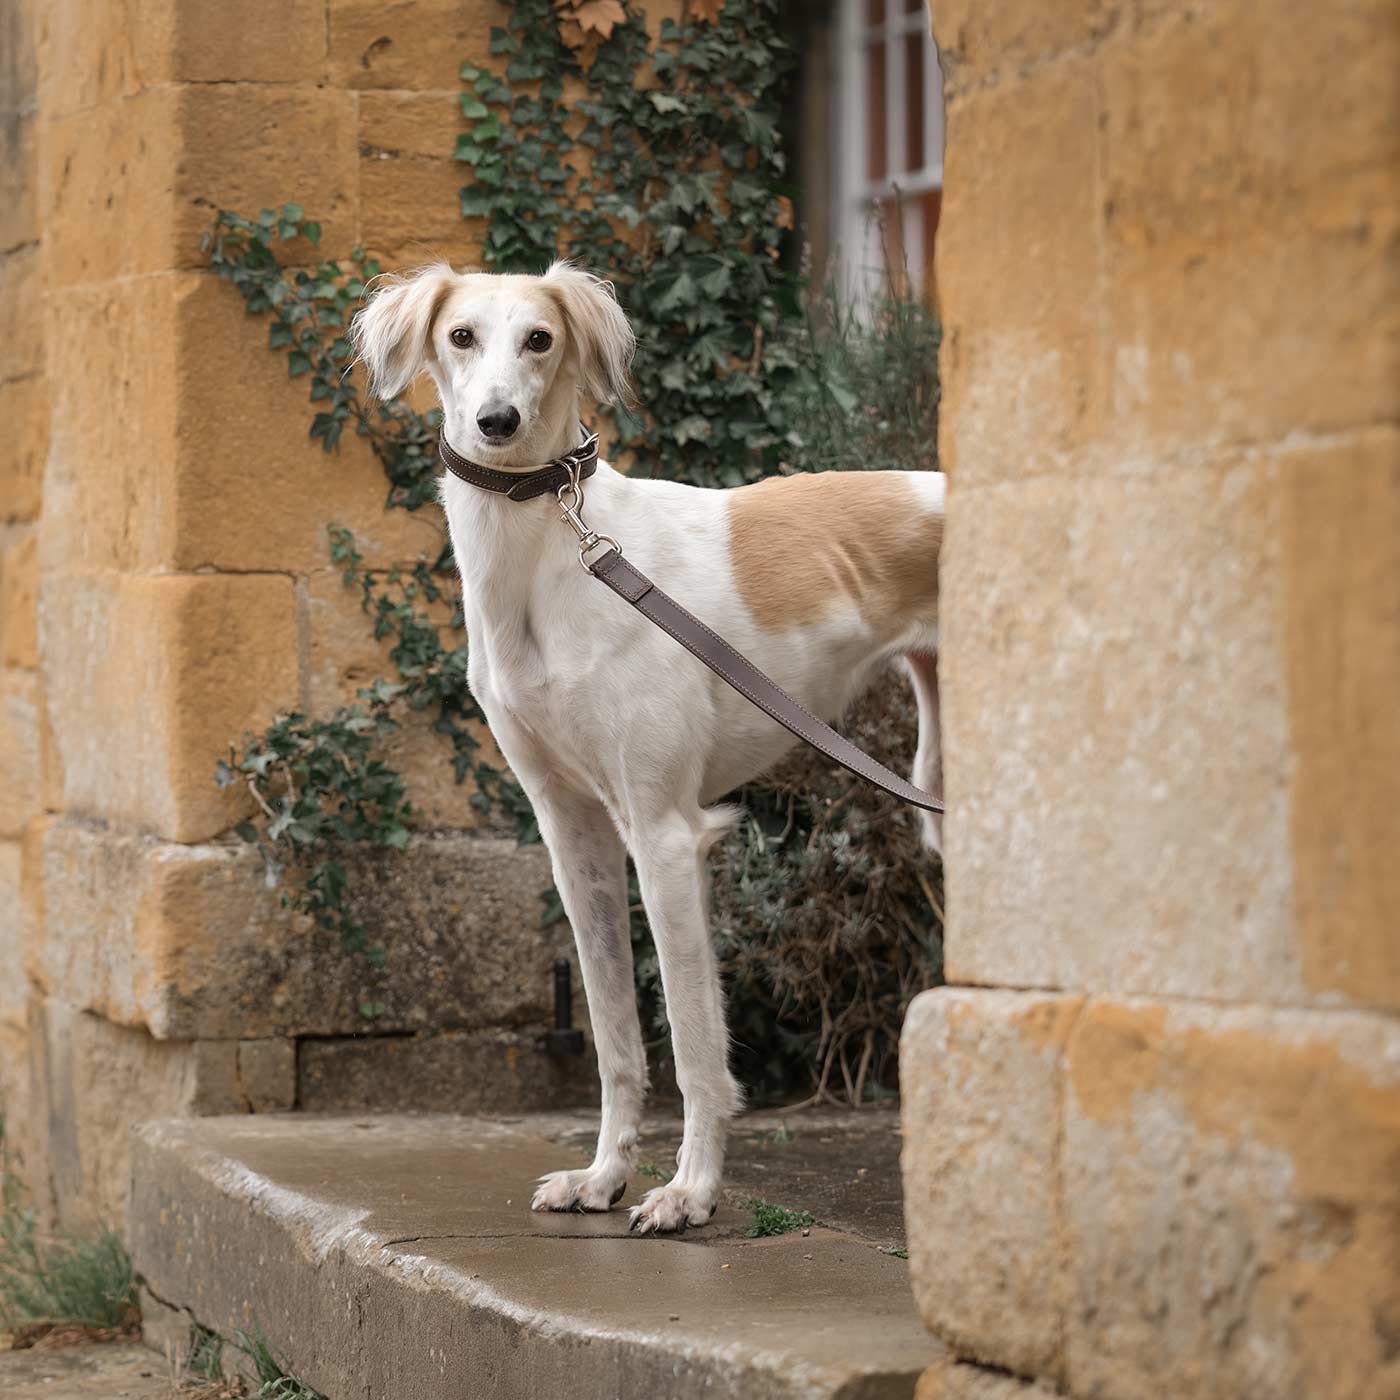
top-left (588, 547), bottom-right (945, 815)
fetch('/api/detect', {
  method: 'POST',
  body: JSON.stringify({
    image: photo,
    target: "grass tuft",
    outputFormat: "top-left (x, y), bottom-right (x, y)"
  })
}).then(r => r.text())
top-left (0, 1229), bottom-right (137, 1331)
top-left (231, 1325), bottom-right (329, 1400)
top-left (188, 1322), bottom-right (225, 1380)
top-left (1, 1118), bottom-right (137, 1333)
top-left (737, 1195), bottom-right (815, 1239)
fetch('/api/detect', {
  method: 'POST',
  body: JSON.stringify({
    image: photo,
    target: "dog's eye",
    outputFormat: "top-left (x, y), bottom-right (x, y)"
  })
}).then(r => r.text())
top-left (526, 329), bottom-right (553, 353)
top-left (449, 327), bottom-right (473, 348)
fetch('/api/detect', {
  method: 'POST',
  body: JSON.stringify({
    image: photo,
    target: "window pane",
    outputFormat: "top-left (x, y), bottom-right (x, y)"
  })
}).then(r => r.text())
top-left (866, 0), bottom-right (885, 25)
top-left (906, 30), bottom-right (925, 172)
top-left (903, 0), bottom-right (924, 12)
top-left (866, 41), bottom-right (887, 182)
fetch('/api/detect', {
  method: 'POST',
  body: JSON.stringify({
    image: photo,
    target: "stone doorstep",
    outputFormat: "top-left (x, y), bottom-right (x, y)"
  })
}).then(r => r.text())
top-left (129, 1113), bottom-right (944, 1400)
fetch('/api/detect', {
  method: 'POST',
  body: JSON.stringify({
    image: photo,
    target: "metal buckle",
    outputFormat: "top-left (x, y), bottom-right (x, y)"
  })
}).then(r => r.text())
top-left (557, 462), bottom-right (622, 573)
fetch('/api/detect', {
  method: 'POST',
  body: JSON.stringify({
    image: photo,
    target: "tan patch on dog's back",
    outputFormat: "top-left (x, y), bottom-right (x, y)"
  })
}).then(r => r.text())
top-left (726, 471), bottom-right (942, 633)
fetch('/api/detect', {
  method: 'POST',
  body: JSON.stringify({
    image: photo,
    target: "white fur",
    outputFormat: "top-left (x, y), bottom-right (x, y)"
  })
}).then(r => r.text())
top-left (353, 264), bottom-right (942, 1233)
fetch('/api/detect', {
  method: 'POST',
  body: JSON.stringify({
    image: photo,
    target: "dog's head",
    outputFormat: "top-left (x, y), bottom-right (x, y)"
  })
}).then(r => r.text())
top-left (352, 262), bottom-right (634, 466)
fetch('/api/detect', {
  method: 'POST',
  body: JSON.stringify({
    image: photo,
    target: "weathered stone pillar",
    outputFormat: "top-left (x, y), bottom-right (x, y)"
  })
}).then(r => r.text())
top-left (0, 0), bottom-right (46, 1191)
top-left (903, 1), bottom-right (1399, 1396)
top-left (0, 0), bottom-right (584, 1228)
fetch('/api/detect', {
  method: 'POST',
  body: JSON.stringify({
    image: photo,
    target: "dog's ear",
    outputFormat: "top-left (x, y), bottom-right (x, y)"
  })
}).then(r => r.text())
top-left (542, 262), bottom-right (635, 406)
top-left (352, 264), bottom-right (455, 399)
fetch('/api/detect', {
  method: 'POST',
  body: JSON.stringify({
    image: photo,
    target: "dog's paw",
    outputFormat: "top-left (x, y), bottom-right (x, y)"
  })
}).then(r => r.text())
top-left (531, 1167), bottom-right (627, 1213)
top-left (628, 1182), bottom-right (717, 1235)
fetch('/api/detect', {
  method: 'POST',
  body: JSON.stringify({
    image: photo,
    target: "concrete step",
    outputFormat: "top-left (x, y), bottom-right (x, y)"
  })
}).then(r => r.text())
top-left (130, 1113), bottom-right (943, 1400)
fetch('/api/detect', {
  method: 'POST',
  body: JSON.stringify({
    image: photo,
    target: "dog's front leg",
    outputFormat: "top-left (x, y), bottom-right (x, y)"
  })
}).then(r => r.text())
top-left (627, 807), bottom-right (740, 1234)
top-left (528, 789), bottom-right (647, 1214)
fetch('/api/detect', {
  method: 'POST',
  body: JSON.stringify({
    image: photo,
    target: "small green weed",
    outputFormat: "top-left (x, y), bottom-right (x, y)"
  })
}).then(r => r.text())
top-left (0, 1227), bottom-right (136, 1330)
top-left (635, 1162), bottom-right (670, 1182)
top-left (0, 1120), bottom-right (137, 1331)
top-left (188, 1322), bottom-right (225, 1380)
top-left (231, 1325), bottom-right (329, 1400)
top-left (880, 1246), bottom-right (909, 1260)
top-left (768, 1123), bottom-right (794, 1146)
top-left (737, 1196), bottom-right (815, 1238)
top-left (57, 1236), bottom-right (134, 1330)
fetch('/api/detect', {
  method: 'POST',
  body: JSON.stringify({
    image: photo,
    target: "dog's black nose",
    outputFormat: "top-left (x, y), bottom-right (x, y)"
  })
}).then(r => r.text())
top-left (477, 403), bottom-right (521, 441)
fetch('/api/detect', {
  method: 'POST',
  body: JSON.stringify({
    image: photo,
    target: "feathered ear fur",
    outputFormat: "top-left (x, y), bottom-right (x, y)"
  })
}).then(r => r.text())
top-left (541, 261), bottom-right (636, 406)
top-left (351, 264), bottom-right (455, 399)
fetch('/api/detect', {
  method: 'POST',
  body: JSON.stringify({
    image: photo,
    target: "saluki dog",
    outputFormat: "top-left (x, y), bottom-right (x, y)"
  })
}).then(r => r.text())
top-left (354, 262), bottom-right (943, 1234)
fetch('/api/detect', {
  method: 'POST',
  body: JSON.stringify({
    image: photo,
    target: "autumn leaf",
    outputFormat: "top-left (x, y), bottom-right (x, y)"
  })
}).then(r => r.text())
top-left (689, 0), bottom-right (724, 23)
top-left (775, 194), bottom-right (794, 230)
top-left (567, 0), bottom-right (627, 38)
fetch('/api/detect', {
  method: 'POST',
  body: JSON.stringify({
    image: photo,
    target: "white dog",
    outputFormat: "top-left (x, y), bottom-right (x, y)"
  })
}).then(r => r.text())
top-left (354, 262), bottom-right (944, 1234)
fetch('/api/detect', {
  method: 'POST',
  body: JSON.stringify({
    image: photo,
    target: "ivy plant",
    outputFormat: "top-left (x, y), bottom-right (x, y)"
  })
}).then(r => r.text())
top-left (205, 210), bottom-right (531, 984)
top-left (457, 0), bottom-right (799, 486)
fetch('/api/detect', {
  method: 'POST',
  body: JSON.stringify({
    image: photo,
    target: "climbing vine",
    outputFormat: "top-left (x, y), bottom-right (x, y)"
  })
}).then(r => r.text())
top-left (457, 0), bottom-right (797, 485)
top-left (205, 210), bottom-right (532, 981)
top-left (209, 0), bottom-right (943, 1093)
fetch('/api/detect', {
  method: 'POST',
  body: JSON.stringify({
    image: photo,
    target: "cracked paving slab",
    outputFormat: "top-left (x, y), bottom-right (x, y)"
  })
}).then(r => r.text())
top-left (131, 1113), bottom-right (942, 1399)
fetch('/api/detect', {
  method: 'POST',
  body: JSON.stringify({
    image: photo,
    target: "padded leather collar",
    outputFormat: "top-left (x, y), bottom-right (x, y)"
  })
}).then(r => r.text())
top-left (438, 427), bottom-right (599, 502)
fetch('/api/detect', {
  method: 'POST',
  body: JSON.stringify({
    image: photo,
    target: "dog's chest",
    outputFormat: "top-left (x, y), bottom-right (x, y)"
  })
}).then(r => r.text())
top-left (465, 615), bottom-right (615, 778)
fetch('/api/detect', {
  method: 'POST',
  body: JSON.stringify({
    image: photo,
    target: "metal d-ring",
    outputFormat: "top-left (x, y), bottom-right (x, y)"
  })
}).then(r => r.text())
top-left (578, 534), bottom-right (621, 572)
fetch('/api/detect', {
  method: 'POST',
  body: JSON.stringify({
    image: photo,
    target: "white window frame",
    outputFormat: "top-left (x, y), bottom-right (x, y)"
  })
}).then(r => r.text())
top-left (833, 0), bottom-right (944, 300)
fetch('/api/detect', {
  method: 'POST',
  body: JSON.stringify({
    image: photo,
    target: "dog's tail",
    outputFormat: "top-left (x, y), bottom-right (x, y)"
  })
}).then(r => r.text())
top-left (697, 802), bottom-right (742, 860)
top-left (904, 650), bottom-right (943, 857)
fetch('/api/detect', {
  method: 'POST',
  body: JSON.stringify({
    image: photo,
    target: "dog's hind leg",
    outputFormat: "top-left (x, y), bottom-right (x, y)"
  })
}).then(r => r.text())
top-left (626, 804), bottom-right (741, 1234)
top-left (529, 789), bottom-right (648, 1213)
top-left (905, 649), bottom-right (943, 857)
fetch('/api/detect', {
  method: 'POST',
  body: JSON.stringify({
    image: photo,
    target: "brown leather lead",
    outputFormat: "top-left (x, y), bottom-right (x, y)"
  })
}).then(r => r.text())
top-left (589, 548), bottom-right (945, 815)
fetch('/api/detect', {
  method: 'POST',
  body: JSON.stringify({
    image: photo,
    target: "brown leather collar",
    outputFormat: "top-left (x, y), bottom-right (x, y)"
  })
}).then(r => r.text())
top-left (438, 427), bottom-right (599, 502)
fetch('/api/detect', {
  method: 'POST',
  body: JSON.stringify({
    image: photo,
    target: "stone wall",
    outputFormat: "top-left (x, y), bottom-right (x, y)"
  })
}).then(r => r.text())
top-left (0, 0), bottom-right (588, 1231)
top-left (903, 2), bottom-right (1399, 1397)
